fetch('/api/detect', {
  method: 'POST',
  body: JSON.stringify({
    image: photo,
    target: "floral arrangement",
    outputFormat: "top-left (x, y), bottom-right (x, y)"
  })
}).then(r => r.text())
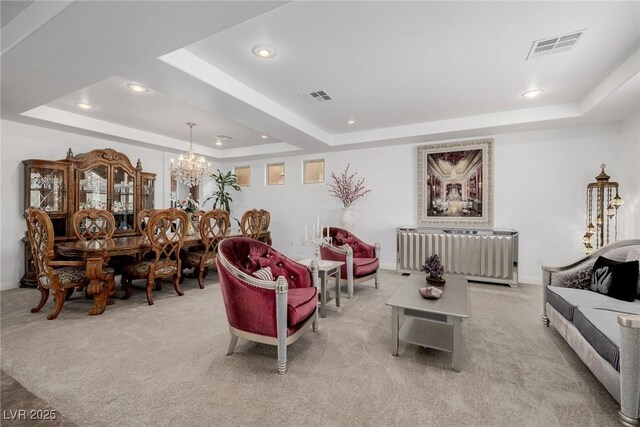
top-left (328, 164), bottom-right (371, 208)
top-left (177, 196), bottom-right (199, 213)
top-left (421, 254), bottom-right (445, 283)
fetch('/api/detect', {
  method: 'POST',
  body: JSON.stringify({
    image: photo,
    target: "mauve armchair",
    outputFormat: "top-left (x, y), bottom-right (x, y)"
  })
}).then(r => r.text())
top-left (321, 227), bottom-right (380, 298)
top-left (216, 237), bottom-right (319, 374)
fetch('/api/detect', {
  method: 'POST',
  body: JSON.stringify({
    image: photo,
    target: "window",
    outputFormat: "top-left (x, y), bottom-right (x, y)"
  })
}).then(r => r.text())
top-left (267, 163), bottom-right (285, 186)
top-left (303, 159), bottom-right (324, 184)
top-left (170, 175), bottom-right (177, 207)
top-left (234, 166), bottom-right (250, 187)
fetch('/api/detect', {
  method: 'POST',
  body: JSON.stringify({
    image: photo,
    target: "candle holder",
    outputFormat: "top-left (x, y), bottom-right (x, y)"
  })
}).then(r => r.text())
top-left (303, 225), bottom-right (331, 261)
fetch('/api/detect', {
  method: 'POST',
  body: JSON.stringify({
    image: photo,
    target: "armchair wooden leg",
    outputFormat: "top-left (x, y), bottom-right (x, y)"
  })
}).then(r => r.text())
top-left (154, 278), bottom-right (162, 291)
top-left (146, 279), bottom-right (155, 306)
top-left (225, 334), bottom-right (238, 356)
top-left (65, 288), bottom-right (75, 300)
top-left (121, 275), bottom-right (133, 300)
top-left (47, 288), bottom-right (65, 320)
top-left (31, 285), bottom-right (49, 313)
top-left (173, 274), bottom-right (184, 296)
top-left (197, 268), bottom-right (205, 289)
top-left (106, 277), bottom-right (115, 306)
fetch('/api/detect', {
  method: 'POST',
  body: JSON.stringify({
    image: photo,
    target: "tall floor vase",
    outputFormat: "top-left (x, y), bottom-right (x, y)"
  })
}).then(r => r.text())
top-left (340, 207), bottom-right (355, 231)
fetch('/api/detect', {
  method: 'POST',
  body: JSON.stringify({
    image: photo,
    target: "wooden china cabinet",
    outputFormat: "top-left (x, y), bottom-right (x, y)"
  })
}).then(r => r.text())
top-left (21, 148), bottom-right (156, 286)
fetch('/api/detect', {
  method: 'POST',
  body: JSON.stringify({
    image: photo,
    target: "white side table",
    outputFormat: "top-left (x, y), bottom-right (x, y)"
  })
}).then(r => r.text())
top-left (297, 259), bottom-right (344, 318)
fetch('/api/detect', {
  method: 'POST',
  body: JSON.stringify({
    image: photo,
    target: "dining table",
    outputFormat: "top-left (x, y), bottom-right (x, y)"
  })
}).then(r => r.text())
top-left (56, 231), bottom-right (271, 316)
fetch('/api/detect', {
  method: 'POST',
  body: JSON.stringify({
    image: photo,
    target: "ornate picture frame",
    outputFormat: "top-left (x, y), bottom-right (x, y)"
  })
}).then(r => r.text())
top-left (417, 138), bottom-right (494, 227)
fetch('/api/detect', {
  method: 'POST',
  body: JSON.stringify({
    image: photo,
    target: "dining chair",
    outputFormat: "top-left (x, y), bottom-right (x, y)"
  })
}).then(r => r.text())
top-left (320, 226), bottom-right (380, 298)
top-left (240, 208), bottom-right (270, 242)
top-left (71, 208), bottom-right (117, 300)
top-left (216, 237), bottom-right (319, 374)
top-left (182, 209), bottom-right (230, 288)
top-left (136, 209), bottom-right (155, 234)
top-left (71, 208), bottom-right (116, 241)
top-left (25, 208), bottom-right (111, 319)
top-left (121, 208), bottom-right (188, 305)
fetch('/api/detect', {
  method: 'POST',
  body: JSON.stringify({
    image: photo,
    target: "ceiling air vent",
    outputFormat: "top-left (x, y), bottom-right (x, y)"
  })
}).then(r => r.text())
top-left (299, 90), bottom-right (333, 104)
top-left (526, 29), bottom-right (586, 60)
top-left (215, 135), bottom-right (232, 141)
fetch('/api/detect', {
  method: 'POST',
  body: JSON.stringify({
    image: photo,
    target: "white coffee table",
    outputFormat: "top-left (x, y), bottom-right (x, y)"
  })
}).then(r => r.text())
top-left (297, 259), bottom-right (344, 318)
top-left (386, 274), bottom-right (469, 372)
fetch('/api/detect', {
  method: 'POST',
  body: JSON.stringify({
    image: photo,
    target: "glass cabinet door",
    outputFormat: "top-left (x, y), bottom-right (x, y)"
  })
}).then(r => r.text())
top-left (112, 167), bottom-right (135, 232)
top-left (78, 166), bottom-right (108, 211)
top-left (142, 177), bottom-right (155, 209)
top-left (28, 167), bottom-right (66, 214)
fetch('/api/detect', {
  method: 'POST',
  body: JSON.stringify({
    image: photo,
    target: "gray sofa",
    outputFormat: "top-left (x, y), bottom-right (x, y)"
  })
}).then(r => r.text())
top-left (542, 240), bottom-right (640, 427)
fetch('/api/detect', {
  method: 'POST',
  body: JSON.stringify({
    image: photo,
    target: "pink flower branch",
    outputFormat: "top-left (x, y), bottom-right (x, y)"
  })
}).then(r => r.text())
top-left (327, 164), bottom-right (371, 207)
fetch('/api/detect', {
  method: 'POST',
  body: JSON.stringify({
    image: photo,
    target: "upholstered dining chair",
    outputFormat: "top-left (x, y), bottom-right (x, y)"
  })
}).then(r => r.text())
top-left (136, 209), bottom-right (155, 234)
top-left (25, 208), bottom-right (110, 320)
top-left (182, 209), bottom-right (230, 289)
top-left (320, 226), bottom-right (380, 298)
top-left (121, 208), bottom-right (188, 305)
top-left (72, 208), bottom-right (116, 241)
top-left (216, 237), bottom-right (319, 374)
top-left (71, 208), bottom-right (116, 300)
top-left (240, 209), bottom-right (267, 241)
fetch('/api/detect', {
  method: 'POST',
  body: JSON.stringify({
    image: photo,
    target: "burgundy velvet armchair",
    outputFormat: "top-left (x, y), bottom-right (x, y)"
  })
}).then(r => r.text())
top-left (320, 227), bottom-right (380, 298)
top-left (216, 237), bottom-right (319, 374)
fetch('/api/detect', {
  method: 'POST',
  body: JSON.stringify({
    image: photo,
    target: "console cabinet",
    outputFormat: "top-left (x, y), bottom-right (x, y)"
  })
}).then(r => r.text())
top-left (397, 227), bottom-right (519, 286)
top-left (21, 148), bottom-right (156, 286)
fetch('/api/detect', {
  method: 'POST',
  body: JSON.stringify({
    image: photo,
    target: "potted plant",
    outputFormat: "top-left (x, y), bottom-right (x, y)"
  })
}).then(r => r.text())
top-left (204, 169), bottom-right (241, 227)
top-left (421, 254), bottom-right (446, 286)
top-left (328, 163), bottom-right (371, 230)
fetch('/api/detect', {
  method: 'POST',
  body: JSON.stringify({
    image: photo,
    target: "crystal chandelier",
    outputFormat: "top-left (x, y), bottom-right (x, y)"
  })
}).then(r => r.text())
top-left (170, 122), bottom-right (213, 188)
top-left (582, 164), bottom-right (624, 254)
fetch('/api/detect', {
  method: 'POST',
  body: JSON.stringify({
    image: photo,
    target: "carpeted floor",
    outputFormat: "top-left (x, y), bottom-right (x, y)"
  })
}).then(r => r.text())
top-left (1, 270), bottom-right (618, 426)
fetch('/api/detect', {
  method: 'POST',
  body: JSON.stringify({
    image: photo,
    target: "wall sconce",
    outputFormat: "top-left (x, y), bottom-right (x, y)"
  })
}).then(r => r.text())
top-left (582, 164), bottom-right (623, 254)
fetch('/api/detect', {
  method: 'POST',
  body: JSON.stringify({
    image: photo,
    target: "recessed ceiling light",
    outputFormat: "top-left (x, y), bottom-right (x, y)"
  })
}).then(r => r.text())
top-left (261, 135), bottom-right (268, 139)
top-left (252, 45), bottom-right (276, 58)
top-left (127, 83), bottom-right (148, 93)
top-left (74, 102), bottom-right (93, 110)
top-left (215, 139), bottom-right (223, 146)
top-left (346, 119), bottom-right (356, 124)
top-left (522, 89), bottom-right (544, 98)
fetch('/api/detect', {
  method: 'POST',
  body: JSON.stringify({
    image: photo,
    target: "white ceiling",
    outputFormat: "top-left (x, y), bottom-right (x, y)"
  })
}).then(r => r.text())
top-left (2, 1), bottom-right (639, 161)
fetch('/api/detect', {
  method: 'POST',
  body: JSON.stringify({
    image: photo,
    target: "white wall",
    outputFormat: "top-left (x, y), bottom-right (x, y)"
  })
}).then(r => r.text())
top-left (222, 122), bottom-right (638, 284)
top-left (618, 113), bottom-right (640, 239)
top-left (1, 119), bottom-right (638, 288)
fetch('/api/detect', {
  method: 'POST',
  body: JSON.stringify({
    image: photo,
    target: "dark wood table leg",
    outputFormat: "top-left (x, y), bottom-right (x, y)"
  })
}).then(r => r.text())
top-left (85, 257), bottom-right (108, 316)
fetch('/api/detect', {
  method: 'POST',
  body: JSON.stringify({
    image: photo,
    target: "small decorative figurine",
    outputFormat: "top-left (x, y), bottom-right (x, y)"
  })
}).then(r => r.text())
top-left (419, 286), bottom-right (443, 299)
top-left (420, 254), bottom-right (446, 286)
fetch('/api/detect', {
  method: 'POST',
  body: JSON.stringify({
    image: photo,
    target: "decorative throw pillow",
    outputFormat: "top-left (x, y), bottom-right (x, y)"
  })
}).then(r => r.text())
top-left (253, 266), bottom-right (274, 281)
top-left (590, 256), bottom-right (639, 302)
top-left (625, 248), bottom-right (640, 298)
top-left (559, 264), bottom-right (593, 289)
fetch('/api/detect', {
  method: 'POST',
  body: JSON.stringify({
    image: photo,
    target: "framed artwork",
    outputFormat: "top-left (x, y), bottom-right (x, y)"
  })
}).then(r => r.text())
top-left (417, 138), bottom-right (493, 227)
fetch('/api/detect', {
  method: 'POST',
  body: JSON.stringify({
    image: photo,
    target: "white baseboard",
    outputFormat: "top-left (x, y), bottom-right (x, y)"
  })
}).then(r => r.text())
top-left (1, 281), bottom-right (20, 291)
top-left (518, 275), bottom-right (542, 286)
